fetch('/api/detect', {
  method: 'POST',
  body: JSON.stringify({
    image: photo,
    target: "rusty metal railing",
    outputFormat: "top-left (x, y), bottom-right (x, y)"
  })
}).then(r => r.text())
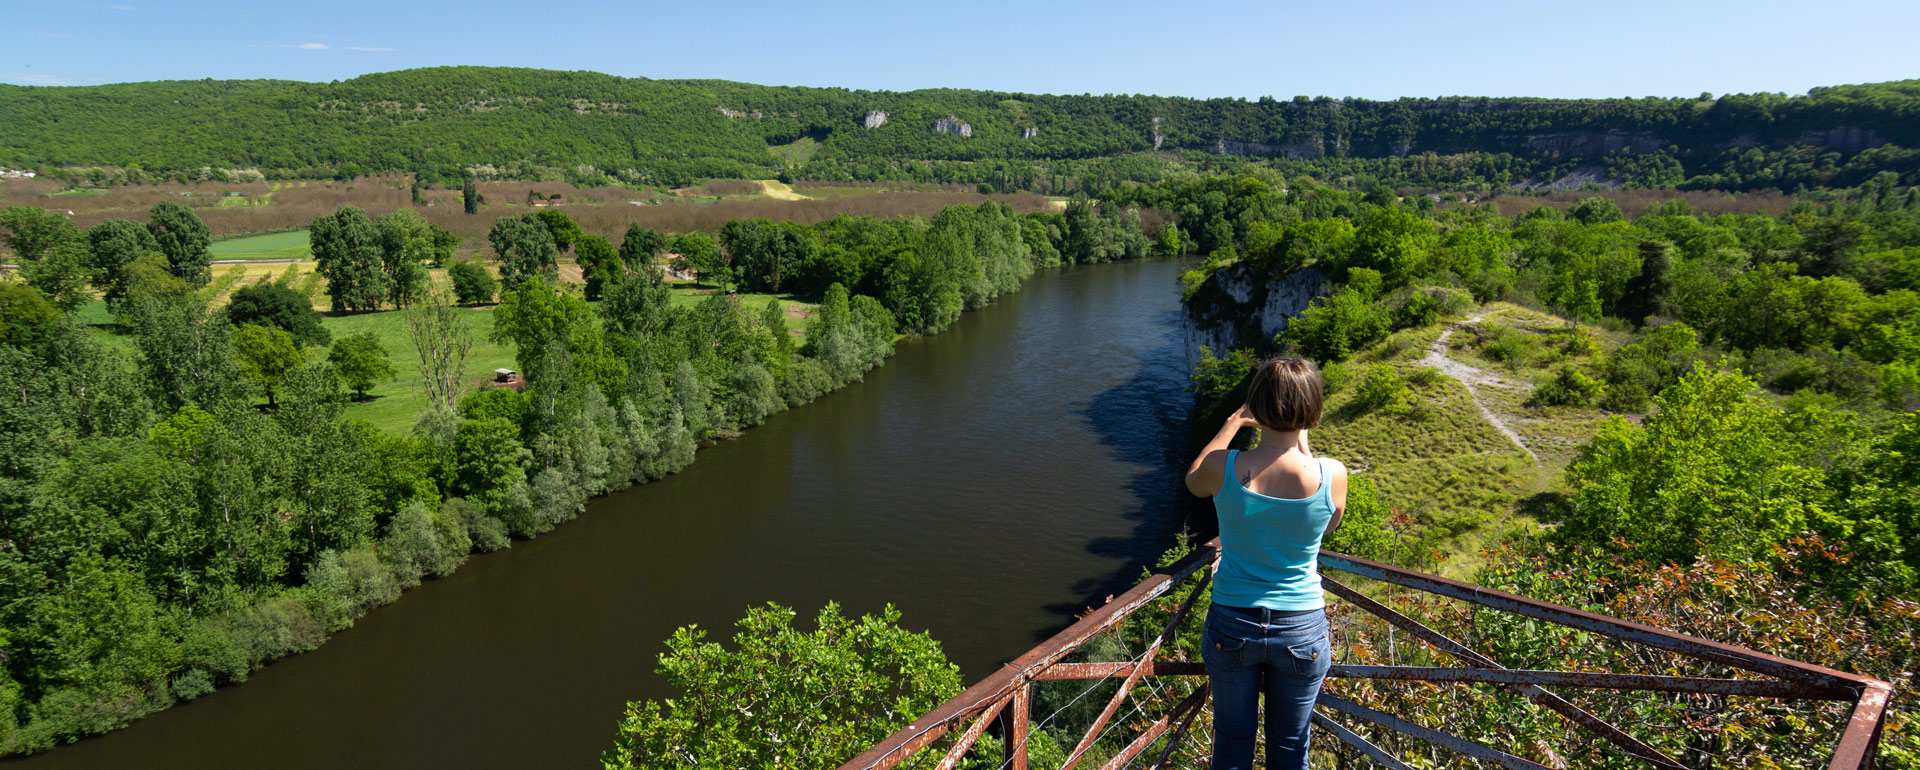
top-left (839, 538), bottom-right (1893, 770)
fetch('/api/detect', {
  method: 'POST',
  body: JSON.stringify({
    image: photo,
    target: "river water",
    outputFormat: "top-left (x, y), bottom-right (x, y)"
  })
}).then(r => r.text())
top-left (17, 259), bottom-right (1207, 769)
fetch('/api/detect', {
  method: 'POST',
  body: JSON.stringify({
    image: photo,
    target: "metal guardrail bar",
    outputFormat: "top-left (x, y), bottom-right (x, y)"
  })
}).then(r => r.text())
top-left (839, 540), bottom-right (1893, 770)
top-left (840, 540), bottom-right (1222, 770)
top-left (1319, 552), bottom-right (1876, 690)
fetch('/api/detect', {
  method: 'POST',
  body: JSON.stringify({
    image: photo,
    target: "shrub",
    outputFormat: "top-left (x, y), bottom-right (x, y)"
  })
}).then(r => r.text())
top-left (1351, 366), bottom-right (1411, 414)
top-left (1529, 364), bottom-right (1606, 408)
top-left (447, 259), bottom-right (497, 305)
top-left (1474, 324), bottom-right (1534, 368)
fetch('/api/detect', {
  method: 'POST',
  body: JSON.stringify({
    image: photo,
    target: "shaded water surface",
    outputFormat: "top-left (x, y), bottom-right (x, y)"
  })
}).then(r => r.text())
top-left (20, 259), bottom-right (1205, 769)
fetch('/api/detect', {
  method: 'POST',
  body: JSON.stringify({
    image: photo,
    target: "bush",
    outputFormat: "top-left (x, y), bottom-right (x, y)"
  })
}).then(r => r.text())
top-left (1351, 366), bottom-right (1411, 414)
top-left (1474, 324), bottom-right (1535, 368)
top-left (1529, 364), bottom-right (1606, 408)
top-left (447, 259), bottom-right (497, 305)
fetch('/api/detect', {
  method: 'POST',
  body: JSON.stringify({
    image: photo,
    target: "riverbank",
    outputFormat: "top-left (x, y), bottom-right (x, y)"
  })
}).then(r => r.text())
top-left (13, 259), bottom-right (1204, 770)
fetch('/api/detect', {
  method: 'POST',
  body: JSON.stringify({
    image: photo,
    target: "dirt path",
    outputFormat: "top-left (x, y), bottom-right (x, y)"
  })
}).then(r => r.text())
top-left (756, 180), bottom-right (811, 201)
top-left (1416, 314), bottom-right (1539, 462)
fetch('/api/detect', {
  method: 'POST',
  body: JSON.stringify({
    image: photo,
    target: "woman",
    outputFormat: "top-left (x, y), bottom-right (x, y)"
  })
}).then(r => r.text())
top-left (1184, 356), bottom-right (1347, 770)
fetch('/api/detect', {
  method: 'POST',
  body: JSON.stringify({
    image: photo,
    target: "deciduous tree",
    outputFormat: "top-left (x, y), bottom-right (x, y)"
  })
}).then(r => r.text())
top-left (145, 201), bottom-right (211, 286)
top-left (310, 206), bottom-right (388, 312)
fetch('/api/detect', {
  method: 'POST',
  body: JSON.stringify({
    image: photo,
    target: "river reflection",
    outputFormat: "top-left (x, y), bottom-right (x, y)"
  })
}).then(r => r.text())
top-left (14, 259), bottom-right (1207, 770)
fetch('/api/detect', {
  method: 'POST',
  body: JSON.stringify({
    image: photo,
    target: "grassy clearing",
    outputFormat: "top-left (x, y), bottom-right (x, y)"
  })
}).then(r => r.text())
top-left (767, 136), bottom-right (822, 165)
top-left (322, 307), bottom-right (517, 431)
top-left (664, 278), bottom-right (818, 336)
top-left (1310, 304), bottom-right (1631, 577)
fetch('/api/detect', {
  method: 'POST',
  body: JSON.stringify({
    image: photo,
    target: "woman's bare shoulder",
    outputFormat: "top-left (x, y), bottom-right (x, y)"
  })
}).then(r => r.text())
top-left (1322, 457), bottom-right (1349, 477)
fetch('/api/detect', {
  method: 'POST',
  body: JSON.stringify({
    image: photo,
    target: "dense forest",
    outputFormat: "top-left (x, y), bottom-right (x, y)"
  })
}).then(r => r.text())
top-left (1156, 174), bottom-right (1919, 766)
top-left (2, 67), bottom-right (1918, 191)
top-left (0, 190), bottom-right (1157, 754)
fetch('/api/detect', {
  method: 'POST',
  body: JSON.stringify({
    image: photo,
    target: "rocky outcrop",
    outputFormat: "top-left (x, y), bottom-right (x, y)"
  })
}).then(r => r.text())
top-left (933, 115), bottom-right (972, 137)
top-left (1798, 127), bottom-right (1884, 151)
top-left (1183, 265), bottom-right (1329, 366)
top-left (862, 110), bottom-right (888, 129)
top-left (1151, 117), bottom-right (1164, 150)
top-left (1210, 137), bottom-right (1325, 159)
top-left (1021, 126), bottom-right (1039, 139)
top-left (1519, 130), bottom-right (1666, 155)
top-left (716, 106), bottom-right (763, 119)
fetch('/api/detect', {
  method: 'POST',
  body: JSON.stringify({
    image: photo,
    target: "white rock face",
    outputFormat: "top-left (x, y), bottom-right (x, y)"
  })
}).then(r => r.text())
top-left (1182, 266), bottom-right (1329, 366)
top-left (863, 110), bottom-right (888, 129)
top-left (1021, 126), bottom-right (1039, 139)
top-left (933, 115), bottom-right (972, 137)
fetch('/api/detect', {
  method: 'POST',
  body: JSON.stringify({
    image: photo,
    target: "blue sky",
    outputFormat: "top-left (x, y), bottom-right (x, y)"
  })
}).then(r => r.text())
top-left (4, 0), bottom-right (1916, 99)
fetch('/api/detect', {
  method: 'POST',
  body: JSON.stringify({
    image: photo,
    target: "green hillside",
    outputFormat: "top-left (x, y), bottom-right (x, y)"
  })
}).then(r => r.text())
top-left (3, 67), bottom-right (1919, 189)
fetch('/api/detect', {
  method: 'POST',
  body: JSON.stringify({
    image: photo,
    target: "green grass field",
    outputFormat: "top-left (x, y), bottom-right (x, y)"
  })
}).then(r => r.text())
top-left (210, 229), bottom-right (310, 260)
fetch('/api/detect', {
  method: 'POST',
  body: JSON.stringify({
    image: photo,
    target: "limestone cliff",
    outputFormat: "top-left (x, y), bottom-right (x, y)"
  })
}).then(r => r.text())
top-left (1183, 264), bottom-right (1329, 366)
top-left (862, 110), bottom-right (888, 129)
top-left (933, 115), bottom-right (973, 137)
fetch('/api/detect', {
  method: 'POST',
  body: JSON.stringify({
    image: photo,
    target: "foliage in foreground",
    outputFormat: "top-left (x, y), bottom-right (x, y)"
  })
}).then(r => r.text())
top-left (601, 603), bottom-right (961, 770)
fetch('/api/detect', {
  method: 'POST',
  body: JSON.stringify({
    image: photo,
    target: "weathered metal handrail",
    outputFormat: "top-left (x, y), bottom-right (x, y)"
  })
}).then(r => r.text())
top-left (840, 538), bottom-right (1893, 770)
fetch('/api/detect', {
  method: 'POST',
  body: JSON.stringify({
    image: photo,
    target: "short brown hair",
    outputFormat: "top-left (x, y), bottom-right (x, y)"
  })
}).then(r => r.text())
top-left (1246, 357), bottom-right (1324, 431)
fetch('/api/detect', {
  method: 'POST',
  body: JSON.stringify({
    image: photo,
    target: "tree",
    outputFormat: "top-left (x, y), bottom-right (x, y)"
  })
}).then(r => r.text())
top-left (670, 232), bottom-right (725, 287)
top-left (575, 234), bottom-right (621, 301)
top-left (492, 277), bottom-right (621, 393)
top-left (488, 214), bottom-right (559, 292)
top-left (0, 206), bottom-right (80, 263)
top-left (234, 324), bottom-right (306, 407)
top-left (619, 224), bottom-right (667, 271)
top-left (603, 602), bottom-right (961, 770)
top-left (447, 260), bottom-right (497, 305)
top-left (1568, 196), bottom-right (1626, 225)
top-left (127, 292), bottom-right (246, 410)
top-left (0, 282), bottom-right (58, 347)
top-left (145, 201), bottom-right (212, 286)
top-left (227, 283), bottom-right (330, 347)
top-left (19, 241), bottom-right (93, 312)
top-left (531, 209), bottom-right (583, 252)
top-left (375, 209), bottom-right (433, 308)
top-left (599, 259), bottom-right (673, 341)
top-left (427, 223), bottom-right (459, 267)
top-left (1619, 240), bottom-right (1675, 327)
top-left (329, 331), bottom-right (396, 399)
top-left (462, 178), bottom-right (478, 214)
top-left (85, 219), bottom-right (161, 308)
top-left (406, 287), bottom-right (473, 412)
top-left (310, 206), bottom-right (388, 312)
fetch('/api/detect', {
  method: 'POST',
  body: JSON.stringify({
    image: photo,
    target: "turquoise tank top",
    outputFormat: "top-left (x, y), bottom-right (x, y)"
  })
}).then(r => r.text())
top-left (1211, 450), bottom-right (1334, 611)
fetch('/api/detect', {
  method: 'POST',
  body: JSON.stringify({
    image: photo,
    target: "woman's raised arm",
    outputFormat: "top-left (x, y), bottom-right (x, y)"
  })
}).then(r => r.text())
top-left (1185, 405), bottom-right (1258, 498)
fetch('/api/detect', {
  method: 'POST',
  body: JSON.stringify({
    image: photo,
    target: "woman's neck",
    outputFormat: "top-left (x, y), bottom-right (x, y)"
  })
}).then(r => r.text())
top-left (1255, 427), bottom-right (1311, 457)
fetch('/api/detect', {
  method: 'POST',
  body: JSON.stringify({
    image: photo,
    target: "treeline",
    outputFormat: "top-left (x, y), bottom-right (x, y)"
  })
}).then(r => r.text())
top-left (0, 192), bottom-right (1128, 753)
top-left (3, 67), bottom-right (1919, 191)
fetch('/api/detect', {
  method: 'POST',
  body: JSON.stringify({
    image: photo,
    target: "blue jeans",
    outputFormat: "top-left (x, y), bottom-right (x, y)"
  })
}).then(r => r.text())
top-left (1201, 603), bottom-right (1330, 770)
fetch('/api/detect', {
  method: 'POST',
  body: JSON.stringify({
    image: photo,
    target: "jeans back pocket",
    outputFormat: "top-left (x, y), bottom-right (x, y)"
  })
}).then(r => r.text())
top-left (1202, 621), bottom-right (1251, 671)
top-left (1285, 634), bottom-right (1330, 678)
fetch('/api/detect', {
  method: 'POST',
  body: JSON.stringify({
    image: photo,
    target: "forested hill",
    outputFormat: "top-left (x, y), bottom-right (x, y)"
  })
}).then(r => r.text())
top-left (3, 66), bottom-right (1919, 187)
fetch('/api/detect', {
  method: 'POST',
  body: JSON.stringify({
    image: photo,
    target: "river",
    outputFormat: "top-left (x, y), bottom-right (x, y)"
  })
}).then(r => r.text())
top-left (16, 259), bottom-right (1207, 769)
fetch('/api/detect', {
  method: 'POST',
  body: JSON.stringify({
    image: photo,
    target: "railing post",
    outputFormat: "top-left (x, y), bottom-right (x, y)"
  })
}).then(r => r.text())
top-left (1009, 682), bottom-right (1030, 770)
